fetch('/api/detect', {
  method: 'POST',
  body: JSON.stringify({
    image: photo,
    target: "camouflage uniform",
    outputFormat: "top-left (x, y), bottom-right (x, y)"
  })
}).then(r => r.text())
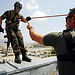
top-left (0, 10), bottom-right (26, 53)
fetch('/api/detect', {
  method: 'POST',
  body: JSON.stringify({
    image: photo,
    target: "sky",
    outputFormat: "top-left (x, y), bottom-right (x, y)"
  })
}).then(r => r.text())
top-left (0, 0), bottom-right (75, 45)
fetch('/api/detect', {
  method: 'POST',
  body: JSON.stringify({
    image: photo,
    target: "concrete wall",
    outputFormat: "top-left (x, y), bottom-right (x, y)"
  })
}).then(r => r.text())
top-left (0, 56), bottom-right (57, 75)
top-left (13, 62), bottom-right (57, 75)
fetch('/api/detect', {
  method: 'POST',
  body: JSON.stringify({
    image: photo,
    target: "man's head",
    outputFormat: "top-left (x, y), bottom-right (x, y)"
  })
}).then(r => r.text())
top-left (66, 8), bottom-right (75, 29)
top-left (14, 2), bottom-right (22, 13)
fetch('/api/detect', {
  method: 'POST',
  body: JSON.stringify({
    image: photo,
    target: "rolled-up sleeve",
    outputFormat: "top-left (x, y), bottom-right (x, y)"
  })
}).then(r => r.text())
top-left (19, 14), bottom-right (25, 22)
top-left (43, 32), bottom-right (59, 47)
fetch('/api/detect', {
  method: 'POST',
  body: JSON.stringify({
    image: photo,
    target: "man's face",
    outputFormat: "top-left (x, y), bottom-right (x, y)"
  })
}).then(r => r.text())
top-left (65, 15), bottom-right (72, 29)
top-left (15, 7), bottom-right (21, 13)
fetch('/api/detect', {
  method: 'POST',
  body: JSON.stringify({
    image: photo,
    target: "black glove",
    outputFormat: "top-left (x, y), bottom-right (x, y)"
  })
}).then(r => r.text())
top-left (0, 26), bottom-right (4, 33)
top-left (26, 16), bottom-right (31, 21)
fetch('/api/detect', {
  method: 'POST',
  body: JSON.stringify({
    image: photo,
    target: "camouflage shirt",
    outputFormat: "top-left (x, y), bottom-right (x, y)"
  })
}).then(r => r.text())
top-left (0, 10), bottom-right (25, 28)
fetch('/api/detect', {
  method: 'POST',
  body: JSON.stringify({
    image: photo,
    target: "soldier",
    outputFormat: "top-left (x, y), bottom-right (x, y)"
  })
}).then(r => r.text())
top-left (27, 8), bottom-right (75, 75)
top-left (0, 2), bottom-right (31, 64)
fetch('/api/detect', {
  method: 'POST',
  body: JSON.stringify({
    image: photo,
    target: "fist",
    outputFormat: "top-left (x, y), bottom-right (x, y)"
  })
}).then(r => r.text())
top-left (26, 16), bottom-right (31, 21)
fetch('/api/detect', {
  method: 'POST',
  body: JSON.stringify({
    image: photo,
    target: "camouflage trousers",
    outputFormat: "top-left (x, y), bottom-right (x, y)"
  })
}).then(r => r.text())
top-left (6, 29), bottom-right (26, 53)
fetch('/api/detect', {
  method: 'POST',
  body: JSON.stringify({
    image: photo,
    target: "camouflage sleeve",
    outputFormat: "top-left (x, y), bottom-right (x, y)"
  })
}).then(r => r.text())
top-left (19, 14), bottom-right (26, 22)
top-left (0, 11), bottom-right (8, 20)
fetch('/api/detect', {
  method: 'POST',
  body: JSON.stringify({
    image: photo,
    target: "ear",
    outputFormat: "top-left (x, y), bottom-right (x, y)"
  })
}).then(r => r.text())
top-left (72, 14), bottom-right (75, 23)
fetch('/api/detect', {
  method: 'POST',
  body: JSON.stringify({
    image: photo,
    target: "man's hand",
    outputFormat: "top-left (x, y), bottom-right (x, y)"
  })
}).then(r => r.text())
top-left (0, 26), bottom-right (4, 33)
top-left (27, 23), bottom-right (33, 29)
top-left (26, 16), bottom-right (31, 21)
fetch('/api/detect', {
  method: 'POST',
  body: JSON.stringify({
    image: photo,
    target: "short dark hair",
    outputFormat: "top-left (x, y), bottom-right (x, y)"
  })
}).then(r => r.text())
top-left (68, 7), bottom-right (75, 16)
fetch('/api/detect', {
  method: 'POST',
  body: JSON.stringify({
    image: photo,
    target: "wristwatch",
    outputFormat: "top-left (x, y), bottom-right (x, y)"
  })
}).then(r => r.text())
top-left (28, 26), bottom-right (34, 30)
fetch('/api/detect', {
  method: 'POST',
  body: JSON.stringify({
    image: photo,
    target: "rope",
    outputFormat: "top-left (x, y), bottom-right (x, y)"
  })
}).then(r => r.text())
top-left (4, 22), bottom-right (19, 29)
top-left (31, 14), bottom-right (68, 19)
top-left (4, 14), bottom-right (68, 29)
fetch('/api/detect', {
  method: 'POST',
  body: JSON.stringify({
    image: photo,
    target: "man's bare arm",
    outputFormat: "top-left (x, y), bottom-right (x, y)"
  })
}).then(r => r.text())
top-left (27, 23), bottom-right (44, 45)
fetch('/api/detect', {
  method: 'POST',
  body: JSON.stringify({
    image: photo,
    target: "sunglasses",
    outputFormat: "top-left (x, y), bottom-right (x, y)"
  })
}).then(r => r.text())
top-left (66, 16), bottom-right (72, 22)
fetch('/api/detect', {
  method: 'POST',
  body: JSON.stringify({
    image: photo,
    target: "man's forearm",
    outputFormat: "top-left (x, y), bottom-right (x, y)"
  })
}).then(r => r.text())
top-left (27, 23), bottom-right (44, 45)
top-left (29, 28), bottom-right (44, 45)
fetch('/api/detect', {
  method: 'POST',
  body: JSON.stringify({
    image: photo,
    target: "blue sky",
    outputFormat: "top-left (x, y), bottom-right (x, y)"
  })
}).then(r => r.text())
top-left (0, 0), bottom-right (75, 45)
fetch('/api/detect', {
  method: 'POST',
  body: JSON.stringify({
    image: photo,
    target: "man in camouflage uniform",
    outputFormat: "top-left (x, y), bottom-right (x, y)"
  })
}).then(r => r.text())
top-left (0, 2), bottom-right (31, 63)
